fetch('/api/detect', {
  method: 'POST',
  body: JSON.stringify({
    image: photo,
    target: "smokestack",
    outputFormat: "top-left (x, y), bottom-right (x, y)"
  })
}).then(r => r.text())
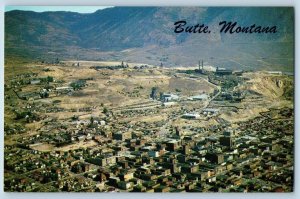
top-left (202, 60), bottom-right (204, 70)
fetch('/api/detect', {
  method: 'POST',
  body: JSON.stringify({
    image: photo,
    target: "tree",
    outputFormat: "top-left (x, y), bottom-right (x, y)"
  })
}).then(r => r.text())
top-left (40, 91), bottom-right (49, 98)
top-left (90, 116), bottom-right (94, 125)
top-left (159, 92), bottom-right (163, 100)
top-left (89, 116), bottom-right (95, 127)
top-left (47, 76), bottom-right (54, 82)
top-left (103, 107), bottom-right (109, 114)
top-left (150, 87), bottom-right (158, 99)
top-left (71, 115), bottom-right (78, 121)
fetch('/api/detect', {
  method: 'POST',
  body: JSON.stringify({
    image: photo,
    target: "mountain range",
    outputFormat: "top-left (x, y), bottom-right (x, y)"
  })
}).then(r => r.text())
top-left (5, 7), bottom-right (294, 71)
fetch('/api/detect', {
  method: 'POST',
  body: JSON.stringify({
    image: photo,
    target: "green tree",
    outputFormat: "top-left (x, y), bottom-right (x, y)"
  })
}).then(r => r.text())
top-left (47, 76), bottom-right (54, 82)
top-left (103, 107), bottom-right (109, 114)
top-left (150, 87), bottom-right (158, 99)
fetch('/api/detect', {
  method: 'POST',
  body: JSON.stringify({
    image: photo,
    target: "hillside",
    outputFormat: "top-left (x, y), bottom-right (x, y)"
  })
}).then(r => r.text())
top-left (5, 7), bottom-right (294, 71)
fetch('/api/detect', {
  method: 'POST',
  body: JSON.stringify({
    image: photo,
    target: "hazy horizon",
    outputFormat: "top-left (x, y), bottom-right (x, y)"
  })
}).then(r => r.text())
top-left (5, 6), bottom-right (113, 13)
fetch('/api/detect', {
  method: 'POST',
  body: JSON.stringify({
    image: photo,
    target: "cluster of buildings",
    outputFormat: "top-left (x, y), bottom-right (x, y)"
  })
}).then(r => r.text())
top-left (4, 105), bottom-right (293, 192)
top-left (4, 65), bottom-right (293, 192)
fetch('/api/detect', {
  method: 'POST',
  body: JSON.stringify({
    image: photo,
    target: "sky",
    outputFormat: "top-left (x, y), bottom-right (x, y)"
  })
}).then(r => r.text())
top-left (5, 6), bottom-right (113, 13)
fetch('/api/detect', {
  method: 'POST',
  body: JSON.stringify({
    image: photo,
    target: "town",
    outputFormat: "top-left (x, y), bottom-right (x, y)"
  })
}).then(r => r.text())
top-left (4, 60), bottom-right (294, 192)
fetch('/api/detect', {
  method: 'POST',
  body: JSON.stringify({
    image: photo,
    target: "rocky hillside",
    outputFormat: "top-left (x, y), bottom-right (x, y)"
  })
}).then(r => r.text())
top-left (240, 73), bottom-right (294, 100)
top-left (5, 7), bottom-right (294, 71)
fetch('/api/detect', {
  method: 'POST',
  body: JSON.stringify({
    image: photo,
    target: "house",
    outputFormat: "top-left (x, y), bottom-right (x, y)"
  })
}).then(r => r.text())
top-left (55, 86), bottom-right (73, 91)
top-left (233, 70), bottom-right (244, 76)
top-left (161, 94), bottom-right (179, 102)
top-left (118, 181), bottom-right (133, 190)
top-left (202, 108), bottom-right (219, 116)
top-left (181, 163), bottom-right (199, 174)
top-left (148, 151), bottom-right (160, 158)
top-left (182, 113), bottom-right (200, 119)
top-left (118, 172), bottom-right (134, 182)
top-left (220, 136), bottom-right (234, 148)
top-left (162, 102), bottom-right (177, 107)
top-left (189, 94), bottom-right (209, 101)
top-left (205, 152), bottom-right (224, 164)
top-left (113, 131), bottom-right (132, 141)
top-left (215, 67), bottom-right (233, 76)
top-left (166, 140), bottom-right (180, 151)
top-left (155, 185), bottom-right (170, 192)
top-left (30, 79), bottom-right (41, 85)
